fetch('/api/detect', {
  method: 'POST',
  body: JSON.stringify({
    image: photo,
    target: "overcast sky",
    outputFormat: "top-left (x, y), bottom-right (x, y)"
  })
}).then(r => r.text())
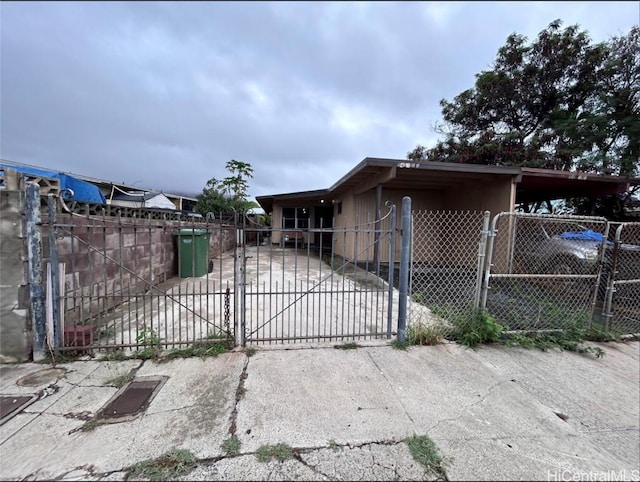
top-left (1, 1), bottom-right (638, 199)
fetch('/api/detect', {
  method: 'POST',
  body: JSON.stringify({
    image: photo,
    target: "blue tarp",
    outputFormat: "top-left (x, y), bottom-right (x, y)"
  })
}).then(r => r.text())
top-left (559, 230), bottom-right (605, 242)
top-left (0, 164), bottom-right (106, 204)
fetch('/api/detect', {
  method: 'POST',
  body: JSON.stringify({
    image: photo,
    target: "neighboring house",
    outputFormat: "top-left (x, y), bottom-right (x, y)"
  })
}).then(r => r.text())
top-left (109, 191), bottom-right (177, 210)
top-left (0, 159), bottom-right (198, 211)
top-left (0, 163), bottom-right (107, 204)
top-left (256, 157), bottom-right (635, 262)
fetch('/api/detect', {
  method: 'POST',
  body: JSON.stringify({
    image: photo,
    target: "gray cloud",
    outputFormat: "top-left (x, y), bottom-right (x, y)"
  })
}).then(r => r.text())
top-left (1, 1), bottom-right (638, 199)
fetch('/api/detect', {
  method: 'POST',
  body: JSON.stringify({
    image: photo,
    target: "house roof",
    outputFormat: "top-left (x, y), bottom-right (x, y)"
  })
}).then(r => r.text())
top-left (0, 158), bottom-right (197, 202)
top-left (111, 191), bottom-right (166, 202)
top-left (256, 157), bottom-right (634, 213)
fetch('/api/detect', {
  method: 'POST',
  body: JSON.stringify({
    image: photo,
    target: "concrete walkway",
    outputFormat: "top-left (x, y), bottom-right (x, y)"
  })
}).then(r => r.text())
top-left (0, 341), bottom-right (638, 481)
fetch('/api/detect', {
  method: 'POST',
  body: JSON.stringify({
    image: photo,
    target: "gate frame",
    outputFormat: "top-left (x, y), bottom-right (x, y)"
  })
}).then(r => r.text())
top-left (237, 202), bottom-right (399, 345)
top-left (481, 211), bottom-right (610, 326)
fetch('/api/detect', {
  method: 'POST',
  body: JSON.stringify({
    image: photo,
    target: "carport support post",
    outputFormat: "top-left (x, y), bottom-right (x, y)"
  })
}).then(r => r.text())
top-left (26, 183), bottom-right (46, 360)
top-left (397, 196), bottom-right (411, 343)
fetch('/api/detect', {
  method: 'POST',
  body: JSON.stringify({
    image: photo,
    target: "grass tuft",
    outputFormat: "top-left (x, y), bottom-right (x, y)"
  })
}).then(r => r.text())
top-left (128, 449), bottom-right (196, 481)
top-left (255, 443), bottom-right (294, 463)
top-left (407, 322), bottom-right (445, 346)
top-left (405, 434), bottom-right (447, 477)
top-left (334, 342), bottom-right (359, 350)
top-left (104, 369), bottom-right (135, 389)
top-left (222, 435), bottom-right (241, 456)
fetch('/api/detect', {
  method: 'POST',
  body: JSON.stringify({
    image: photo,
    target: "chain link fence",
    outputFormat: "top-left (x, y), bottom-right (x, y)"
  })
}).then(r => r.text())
top-left (481, 213), bottom-right (610, 332)
top-left (603, 222), bottom-right (640, 336)
top-left (408, 211), bottom-right (488, 330)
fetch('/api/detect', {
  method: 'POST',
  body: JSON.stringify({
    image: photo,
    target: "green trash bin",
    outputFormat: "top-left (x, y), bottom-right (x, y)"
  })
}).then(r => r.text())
top-left (174, 229), bottom-right (211, 277)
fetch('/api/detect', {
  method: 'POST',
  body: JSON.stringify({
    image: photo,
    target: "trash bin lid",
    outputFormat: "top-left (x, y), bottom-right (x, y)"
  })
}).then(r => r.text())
top-left (174, 228), bottom-right (210, 236)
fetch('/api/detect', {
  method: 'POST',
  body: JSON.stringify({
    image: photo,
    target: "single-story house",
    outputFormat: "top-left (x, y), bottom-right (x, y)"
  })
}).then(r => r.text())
top-left (256, 157), bottom-right (635, 264)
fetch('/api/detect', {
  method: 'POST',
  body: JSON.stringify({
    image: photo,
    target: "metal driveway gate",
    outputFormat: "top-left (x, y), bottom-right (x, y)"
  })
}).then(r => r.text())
top-left (481, 212), bottom-right (609, 331)
top-left (43, 193), bottom-right (236, 353)
top-left (238, 204), bottom-right (398, 345)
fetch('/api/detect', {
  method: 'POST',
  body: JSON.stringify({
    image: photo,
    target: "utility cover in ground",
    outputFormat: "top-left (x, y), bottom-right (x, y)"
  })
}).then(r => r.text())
top-left (100, 378), bottom-right (166, 421)
top-left (0, 395), bottom-right (38, 425)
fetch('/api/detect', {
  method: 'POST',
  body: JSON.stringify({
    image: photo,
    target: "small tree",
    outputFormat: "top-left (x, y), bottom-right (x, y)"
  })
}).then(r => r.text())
top-left (195, 160), bottom-right (258, 215)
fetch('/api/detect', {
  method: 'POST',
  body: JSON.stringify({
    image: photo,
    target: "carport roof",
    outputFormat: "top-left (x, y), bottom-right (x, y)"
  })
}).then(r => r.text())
top-left (256, 158), bottom-right (635, 213)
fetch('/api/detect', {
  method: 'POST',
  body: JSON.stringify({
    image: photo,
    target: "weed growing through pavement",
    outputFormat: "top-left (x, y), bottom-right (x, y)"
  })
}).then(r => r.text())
top-left (405, 434), bottom-right (448, 478)
top-left (391, 339), bottom-right (410, 350)
top-left (449, 310), bottom-right (504, 347)
top-left (328, 439), bottom-right (342, 452)
top-left (407, 322), bottom-right (445, 346)
top-left (222, 435), bottom-right (241, 456)
top-left (133, 328), bottom-right (163, 359)
top-left (128, 449), bottom-right (196, 481)
top-left (104, 369), bottom-right (135, 389)
top-left (256, 443), bottom-right (294, 462)
top-left (161, 341), bottom-right (228, 362)
top-left (79, 419), bottom-right (100, 432)
top-left (334, 342), bottom-right (359, 350)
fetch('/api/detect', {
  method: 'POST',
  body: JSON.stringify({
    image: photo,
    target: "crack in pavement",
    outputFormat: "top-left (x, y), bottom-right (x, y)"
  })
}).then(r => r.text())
top-left (43, 437), bottom-right (431, 481)
top-left (366, 350), bottom-right (418, 430)
top-left (293, 453), bottom-right (335, 481)
top-left (228, 355), bottom-right (250, 435)
top-left (425, 378), bottom-right (512, 435)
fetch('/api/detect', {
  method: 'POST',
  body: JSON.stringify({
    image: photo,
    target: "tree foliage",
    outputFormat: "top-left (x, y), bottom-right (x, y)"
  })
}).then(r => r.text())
top-left (194, 160), bottom-right (258, 215)
top-left (408, 21), bottom-right (639, 178)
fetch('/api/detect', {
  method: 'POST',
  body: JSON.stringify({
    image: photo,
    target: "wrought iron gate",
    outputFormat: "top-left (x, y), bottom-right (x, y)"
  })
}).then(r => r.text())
top-left (237, 203), bottom-right (398, 345)
top-left (32, 188), bottom-right (400, 354)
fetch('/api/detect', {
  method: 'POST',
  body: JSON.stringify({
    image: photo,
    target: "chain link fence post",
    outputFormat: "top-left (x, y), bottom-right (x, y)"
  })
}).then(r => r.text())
top-left (474, 211), bottom-right (491, 311)
top-left (397, 196), bottom-right (412, 343)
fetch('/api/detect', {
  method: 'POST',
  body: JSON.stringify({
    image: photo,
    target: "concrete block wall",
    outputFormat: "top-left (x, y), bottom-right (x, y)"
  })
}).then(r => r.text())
top-left (0, 190), bottom-right (29, 362)
top-left (0, 196), bottom-right (237, 360)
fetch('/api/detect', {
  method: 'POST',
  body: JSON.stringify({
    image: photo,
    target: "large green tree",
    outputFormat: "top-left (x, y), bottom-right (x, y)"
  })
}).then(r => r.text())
top-left (195, 160), bottom-right (258, 215)
top-left (409, 21), bottom-right (639, 178)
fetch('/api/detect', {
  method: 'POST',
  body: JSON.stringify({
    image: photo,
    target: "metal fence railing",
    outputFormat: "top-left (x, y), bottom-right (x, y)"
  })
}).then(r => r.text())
top-left (481, 213), bottom-right (610, 332)
top-left (603, 222), bottom-right (640, 336)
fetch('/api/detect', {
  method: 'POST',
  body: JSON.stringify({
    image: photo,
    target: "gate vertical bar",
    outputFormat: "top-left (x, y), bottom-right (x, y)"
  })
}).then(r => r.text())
top-left (47, 194), bottom-right (61, 348)
top-left (234, 215), bottom-right (246, 346)
top-left (603, 225), bottom-right (622, 331)
top-left (373, 183), bottom-right (382, 272)
top-left (397, 196), bottom-right (411, 343)
top-left (26, 183), bottom-right (46, 360)
top-left (386, 201), bottom-right (396, 339)
top-left (473, 211), bottom-right (491, 310)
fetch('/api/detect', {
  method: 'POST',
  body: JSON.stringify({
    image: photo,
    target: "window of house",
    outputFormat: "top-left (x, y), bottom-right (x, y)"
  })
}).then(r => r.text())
top-left (337, 202), bottom-right (342, 215)
top-left (282, 207), bottom-right (309, 229)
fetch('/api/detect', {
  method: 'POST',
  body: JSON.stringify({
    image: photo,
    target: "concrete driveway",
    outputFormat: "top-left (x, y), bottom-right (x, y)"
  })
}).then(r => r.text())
top-left (103, 245), bottom-right (435, 349)
top-left (0, 341), bottom-right (638, 481)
